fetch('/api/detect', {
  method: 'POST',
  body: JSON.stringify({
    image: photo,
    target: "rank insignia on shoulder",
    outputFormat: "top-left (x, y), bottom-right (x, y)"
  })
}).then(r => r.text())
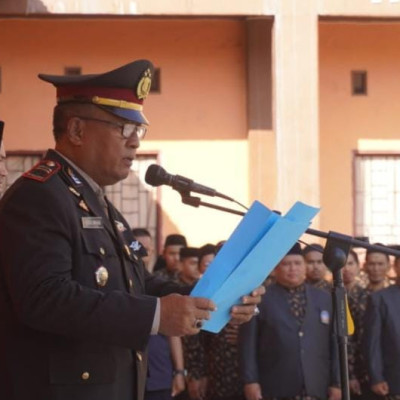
top-left (23, 160), bottom-right (61, 182)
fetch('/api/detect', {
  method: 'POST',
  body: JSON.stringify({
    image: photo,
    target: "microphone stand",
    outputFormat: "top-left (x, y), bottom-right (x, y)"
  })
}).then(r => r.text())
top-left (177, 190), bottom-right (400, 400)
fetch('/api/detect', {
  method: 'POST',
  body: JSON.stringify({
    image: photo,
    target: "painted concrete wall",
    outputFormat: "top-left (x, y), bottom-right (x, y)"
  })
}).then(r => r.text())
top-left (2, 0), bottom-right (400, 17)
top-left (0, 18), bottom-right (249, 246)
top-left (319, 21), bottom-right (400, 236)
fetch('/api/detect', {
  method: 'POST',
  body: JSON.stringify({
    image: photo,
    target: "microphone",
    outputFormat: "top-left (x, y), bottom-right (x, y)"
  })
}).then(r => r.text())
top-left (145, 164), bottom-right (233, 201)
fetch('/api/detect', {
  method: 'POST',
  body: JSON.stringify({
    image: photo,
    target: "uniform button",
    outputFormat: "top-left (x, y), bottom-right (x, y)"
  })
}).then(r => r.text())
top-left (81, 371), bottom-right (90, 380)
top-left (137, 352), bottom-right (142, 362)
top-left (99, 247), bottom-right (106, 256)
top-left (129, 279), bottom-right (133, 288)
top-left (298, 331), bottom-right (304, 337)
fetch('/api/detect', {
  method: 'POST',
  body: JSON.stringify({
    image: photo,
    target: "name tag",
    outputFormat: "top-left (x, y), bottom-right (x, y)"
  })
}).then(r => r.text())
top-left (81, 217), bottom-right (103, 229)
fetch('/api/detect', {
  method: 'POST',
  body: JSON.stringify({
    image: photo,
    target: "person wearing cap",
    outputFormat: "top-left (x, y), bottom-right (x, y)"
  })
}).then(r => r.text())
top-left (362, 252), bottom-right (400, 399)
top-left (177, 247), bottom-right (201, 286)
top-left (153, 233), bottom-right (188, 276)
top-left (342, 249), bottom-right (366, 397)
top-left (347, 245), bottom-right (393, 400)
top-left (239, 243), bottom-right (341, 400)
top-left (198, 243), bottom-right (216, 275)
top-left (0, 60), bottom-right (264, 400)
top-left (0, 121), bottom-right (8, 197)
top-left (303, 243), bottom-right (332, 292)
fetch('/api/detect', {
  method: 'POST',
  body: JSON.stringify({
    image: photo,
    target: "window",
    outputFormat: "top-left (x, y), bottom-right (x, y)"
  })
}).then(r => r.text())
top-left (351, 71), bottom-right (367, 96)
top-left (354, 153), bottom-right (400, 244)
top-left (150, 68), bottom-right (161, 93)
top-left (64, 66), bottom-right (82, 76)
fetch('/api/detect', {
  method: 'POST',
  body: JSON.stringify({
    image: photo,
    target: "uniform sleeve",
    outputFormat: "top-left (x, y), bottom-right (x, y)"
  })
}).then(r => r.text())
top-left (362, 293), bottom-right (385, 385)
top-left (0, 180), bottom-right (156, 350)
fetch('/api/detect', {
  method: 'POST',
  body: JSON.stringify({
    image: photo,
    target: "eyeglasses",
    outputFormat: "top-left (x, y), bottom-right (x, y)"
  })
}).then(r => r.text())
top-left (76, 116), bottom-right (147, 140)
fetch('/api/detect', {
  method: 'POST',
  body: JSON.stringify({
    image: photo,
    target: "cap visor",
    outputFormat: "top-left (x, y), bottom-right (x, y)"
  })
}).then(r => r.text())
top-left (99, 105), bottom-right (149, 125)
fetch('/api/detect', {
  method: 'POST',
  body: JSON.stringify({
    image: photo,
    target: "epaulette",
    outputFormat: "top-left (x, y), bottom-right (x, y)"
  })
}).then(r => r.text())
top-left (23, 160), bottom-right (61, 182)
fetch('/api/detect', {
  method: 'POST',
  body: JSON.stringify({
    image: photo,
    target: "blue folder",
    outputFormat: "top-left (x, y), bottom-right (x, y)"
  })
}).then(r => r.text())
top-left (190, 200), bottom-right (319, 333)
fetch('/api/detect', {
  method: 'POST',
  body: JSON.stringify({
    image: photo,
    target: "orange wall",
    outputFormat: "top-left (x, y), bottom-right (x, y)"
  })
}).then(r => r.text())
top-left (0, 18), bottom-right (249, 246)
top-left (0, 18), bottom-right (247, 148)
top-left (319, 22), bottom-right (400, 236)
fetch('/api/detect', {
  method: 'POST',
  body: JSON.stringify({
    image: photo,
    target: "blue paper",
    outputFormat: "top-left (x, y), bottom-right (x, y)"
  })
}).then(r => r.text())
top-left (191, 201), bottom-right (278, 298)
top-left (191, 201), bottom-right (320, 333)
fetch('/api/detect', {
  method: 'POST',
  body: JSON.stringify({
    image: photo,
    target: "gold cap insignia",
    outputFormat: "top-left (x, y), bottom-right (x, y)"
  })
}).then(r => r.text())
top-left (95, 266), bottom-right (109, 287)
top-left (137, 69), bottom-right (152, 100)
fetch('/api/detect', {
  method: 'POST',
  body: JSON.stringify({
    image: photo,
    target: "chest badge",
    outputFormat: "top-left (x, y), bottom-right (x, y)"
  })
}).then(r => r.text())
top-left (320, 310), bottom-right (330, 325)
top-left (95, 266), bottom-right (109, 287)
top-left (129, 240), bottom-right (141, 252)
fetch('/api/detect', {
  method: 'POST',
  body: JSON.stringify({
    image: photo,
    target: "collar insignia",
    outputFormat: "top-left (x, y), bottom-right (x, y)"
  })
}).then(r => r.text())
top-left (114, 220), bottom-right (127, 232)
top-left (68, 186), bottom-right (80, 197)
top-left (79, 200), bottom-right (90, 213)
top-left (67, 167), bottom-right (83, 186)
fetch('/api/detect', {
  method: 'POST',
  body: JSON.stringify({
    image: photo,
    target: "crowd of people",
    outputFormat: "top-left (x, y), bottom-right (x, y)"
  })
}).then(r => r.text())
top-left (0, 58), bottom-right (399, 400)
top-left (132, 229), bottom-right (400, 400)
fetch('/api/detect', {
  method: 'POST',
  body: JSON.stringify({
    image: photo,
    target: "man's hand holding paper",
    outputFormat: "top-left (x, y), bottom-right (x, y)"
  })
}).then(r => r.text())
top-left (191, 200), bottom-right (320, 333)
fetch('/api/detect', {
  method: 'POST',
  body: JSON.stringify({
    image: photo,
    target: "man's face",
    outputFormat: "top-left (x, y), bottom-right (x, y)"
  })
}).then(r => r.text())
top-left (163, 245), bottom-right (183, 272)
top-left (181, 257), bottom-right (200, 283)
top-left (342, 253), bottom-right (359, 285)
top-left (364, 252), bottom-right (390, 284)
top-left (304, 250), bottom-right (327, 282)
top-left (274, 255), bottom-right (306, 288)
top-left (0, 144), bottom-right (8, 197)
top-left (76, 108), bottom-right (142, 186)
top-left (199, 253), bottom-right (215, 274)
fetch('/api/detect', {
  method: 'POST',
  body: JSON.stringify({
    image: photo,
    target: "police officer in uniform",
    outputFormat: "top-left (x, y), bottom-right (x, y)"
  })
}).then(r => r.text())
top-left (0, 60), bottom-right (263, 400)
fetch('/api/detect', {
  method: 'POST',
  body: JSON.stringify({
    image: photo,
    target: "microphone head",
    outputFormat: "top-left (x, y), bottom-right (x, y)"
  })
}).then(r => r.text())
top-left (145, 164), bottom-right (167, 187)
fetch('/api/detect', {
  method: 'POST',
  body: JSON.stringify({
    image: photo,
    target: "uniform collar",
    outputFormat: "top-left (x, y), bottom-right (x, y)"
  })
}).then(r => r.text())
top-left (54, 150), bottom-right (104, 197)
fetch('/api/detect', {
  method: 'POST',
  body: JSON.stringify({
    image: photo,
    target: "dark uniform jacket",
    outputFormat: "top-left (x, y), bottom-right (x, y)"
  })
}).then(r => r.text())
top-left (363, 284), bottom-right (400, 394)
top-left (0, 149), bottom-right (184, 400)
top-left (239, 283), bottom-right (338, 399)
